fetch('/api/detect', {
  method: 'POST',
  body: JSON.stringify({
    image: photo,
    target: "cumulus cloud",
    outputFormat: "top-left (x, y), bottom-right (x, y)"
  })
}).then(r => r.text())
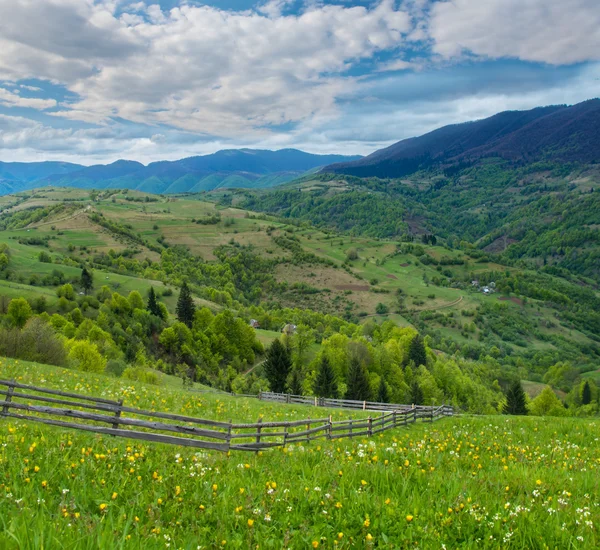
top-left (0, 0), bottom-right (599, 163)
top-left (429, 0), bottom-right (600, 65)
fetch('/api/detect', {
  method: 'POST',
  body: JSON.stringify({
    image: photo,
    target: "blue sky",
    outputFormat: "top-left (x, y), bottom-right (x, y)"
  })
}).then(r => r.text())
top-left (0, 0), bottom-right (598, 164)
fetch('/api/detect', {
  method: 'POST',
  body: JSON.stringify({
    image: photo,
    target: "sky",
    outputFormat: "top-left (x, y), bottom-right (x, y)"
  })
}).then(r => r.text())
top-left (0, 0), bottom-right (599, 165)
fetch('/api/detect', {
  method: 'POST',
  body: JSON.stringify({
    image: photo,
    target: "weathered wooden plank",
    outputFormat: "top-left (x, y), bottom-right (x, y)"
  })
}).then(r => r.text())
top-left (0, 401), bottom-right (231, 440)
top-left (229, 430), bottom-right (288, 440)
top-left (119, 406), bottom-right (231, 429)
top-left (285, 424), bottom-right (329, 439)
top-left (0, 379), bottom-right (120, 405)
top-left (0, 390), bottom-right (121, 413)
top-left (231, 418), bottom-right (329, 429)
top-left (2, 412), bottom-right (230, 452)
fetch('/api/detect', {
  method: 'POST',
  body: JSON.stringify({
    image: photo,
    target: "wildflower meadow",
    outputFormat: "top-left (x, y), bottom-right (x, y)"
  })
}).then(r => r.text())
top-left (0, 358), bottom-right (599, 549)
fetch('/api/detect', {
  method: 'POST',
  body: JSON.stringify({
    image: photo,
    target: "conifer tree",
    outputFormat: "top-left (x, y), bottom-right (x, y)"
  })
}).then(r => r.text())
top-left (314, 356), bottom-right (338, 398)
top-left (287, 366), bottom-right (304, 396)
top-left (176, 281), bottom-right (195, 328)
top-left (410, 380), bottom-right (424, 406)
top-left (80, 267), bottom-right (93, 295)
top-left (345, 357), bottom-right (371, 401)
top-left (377, 377), bottom-right (389, 403)
top-left (408, 334), bottom-right (427, 368)
top-left (582, 381), bottom-right (592, 405)
top-left (263, 339), bottom-right (291, 393)
top-left (503, 380), bottom-right (528, 415)
top-left (147, 287), bottom-right (162, 318)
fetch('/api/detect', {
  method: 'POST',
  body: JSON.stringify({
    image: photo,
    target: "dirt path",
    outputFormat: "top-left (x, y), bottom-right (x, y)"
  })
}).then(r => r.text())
top-left (32, 205), bottom-right (92, 228)
top-left (415, 295), bottom-right (463, 312)
top-left (243, 359), bottom-right (265, 376)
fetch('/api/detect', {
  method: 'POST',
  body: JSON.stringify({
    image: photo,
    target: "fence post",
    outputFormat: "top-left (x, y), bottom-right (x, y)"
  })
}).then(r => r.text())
top-left (314, 396), bottom-right (317, 407)
top-left (283, 424), bottom-right (288, 448)
top-left (255, 417), bottom-right (262, 453)
top-left (349, 417), bottom-right (353, 438)
top-left (306, 417), bottom-right (311, 444)
top-left (380, 411), bottom-right (385, 431)
top-left (393, 410), bottom-right (397, 428)
top-left (111, 400), bottom-right (123, 435)
top-left (367, 416), bottom-right (372, 437)
top-left (2, 382), bottom-right (14, 416)
top-left (286, 394), bottom-right (291, 404)
top-left (328, 415), bottom-right (332, 440)
top-left (363, 400), bottom-right (366, 411)
top-left (227, 419), bottom-right (232, 451)
top-left (258, 391), bottom-right (262, 401)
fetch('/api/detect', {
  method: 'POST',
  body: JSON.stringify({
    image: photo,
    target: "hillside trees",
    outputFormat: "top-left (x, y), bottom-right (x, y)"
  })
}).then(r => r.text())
top-left (408, 334), bottom-right (427, 367)
top-left (314, 355), bottom-right (338, 398)
top-left (147, 287), bottom-right (162, 318)
top-left (263, 339), bottom-right (291, 393)
top-left (176, 281), bottom-right (195, 328)
top-left (503, 380), bottom-right (528, 415)
top-left (80, 267), bottom-right (93, 295)
top-left (7, 298), bottom-right (32, 328)
top-left (345, 356), bottom-right (371, 401)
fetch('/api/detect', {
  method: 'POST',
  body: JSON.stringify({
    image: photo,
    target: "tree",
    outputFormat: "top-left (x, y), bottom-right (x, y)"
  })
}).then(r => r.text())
top-left (147, 287), bottom-right (162, 318)
top-left (176, 281), bottom-right (195, 328)
top-left (287, 367), bottom-right (304, 396)
top-left (410, 380), bottom-right (424, 406)
top-left (408, 334), bottom-right (427, 368)
top-left (80, 267), bottom-right (93, 295)
top-left (377, 377), bottom-right (389, 403)
top-left (314, 355), bottom-right (338, 398)
top-left (503, 380), bottom-right (528, 415)
top-left (529, 387), bottom-right (567, 417)
top-left (8, 298), bottom-right (32, 328)
top-left (582, 381), bottom-right (592, 405)
top-left (345, 356), bottom-right (371, 401)
top-left (263, 339), bottom-right (291, 393)
top-left (67, 340), bottom-right (106, 373)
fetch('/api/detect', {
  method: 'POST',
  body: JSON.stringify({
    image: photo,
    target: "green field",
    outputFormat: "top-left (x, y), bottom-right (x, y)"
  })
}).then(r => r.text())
top-left (0, 358), bottom-right (599, 549)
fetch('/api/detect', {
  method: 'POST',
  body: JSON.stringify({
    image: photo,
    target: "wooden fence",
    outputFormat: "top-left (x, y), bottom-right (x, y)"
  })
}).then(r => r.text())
top-left (0, 379), bottom-right (453, 453)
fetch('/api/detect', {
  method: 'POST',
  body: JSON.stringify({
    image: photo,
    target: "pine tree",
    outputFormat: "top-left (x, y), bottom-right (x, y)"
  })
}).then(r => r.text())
top-left (80, 267), bottom-right (93, 295)
top-left (377, 377), bottom-right (389, 403)
top-left (410, 380), bottom-right (424, 406)
top-left (263, 339), bottom-right (291, 393)
top-left (582, 381), bottom-right (592, 405)
top-left (176, 281), bottom-right (195, 328)
top-left (287, 367), bottom-right (304, 396)
top-left (147, 287), bottom-right (162, 318)
top-left (345, 357), bottom-right (371, 401)
top-left (408, 334), bottom-right (427, 368)
top-left (503, 380), bottom-right (528, 415)
top-left (313, 356), bottom-right (338, 398)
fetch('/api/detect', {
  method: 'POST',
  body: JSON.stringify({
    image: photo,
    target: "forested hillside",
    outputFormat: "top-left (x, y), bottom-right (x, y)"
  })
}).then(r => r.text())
top-left (0, 188), bottom-right (598, 418)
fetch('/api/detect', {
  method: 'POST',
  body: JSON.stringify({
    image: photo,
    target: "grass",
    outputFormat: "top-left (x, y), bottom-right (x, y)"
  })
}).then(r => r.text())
top-left (0, 358), bottom-right (599, 549)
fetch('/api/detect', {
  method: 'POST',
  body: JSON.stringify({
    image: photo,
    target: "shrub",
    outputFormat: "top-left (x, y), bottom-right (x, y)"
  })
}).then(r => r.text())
top-left (67, 340), bottom-right (107, 373)
top-left (122, 367), bottom-right (162, 385)
top-left (105, 359), bottom-right (127, 377)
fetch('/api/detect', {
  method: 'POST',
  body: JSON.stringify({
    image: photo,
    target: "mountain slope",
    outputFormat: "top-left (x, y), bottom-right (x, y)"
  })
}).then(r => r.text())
top-left (25, 149), bottom-right (362, 195)
top-left (325, 99), bottom-right (600, 178)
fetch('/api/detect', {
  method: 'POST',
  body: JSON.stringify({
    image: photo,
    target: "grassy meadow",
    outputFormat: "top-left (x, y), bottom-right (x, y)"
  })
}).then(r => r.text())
top-left (0, 358), bottom-right (599, 549)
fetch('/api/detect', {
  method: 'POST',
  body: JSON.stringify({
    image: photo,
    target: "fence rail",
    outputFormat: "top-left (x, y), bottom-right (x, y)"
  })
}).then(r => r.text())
top-left (0, 379), bottom-right (453, 453)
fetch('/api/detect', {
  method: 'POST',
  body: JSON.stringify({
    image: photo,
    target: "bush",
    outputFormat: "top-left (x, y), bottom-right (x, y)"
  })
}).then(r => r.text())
top-left (122, 367), bottom-right (162, 385)
top-left (375, 303), bottom-right (389, 314)
top-left (67, 340), bottom-right (106, 373)
top-left (105, 359), bottom-right (127, 377)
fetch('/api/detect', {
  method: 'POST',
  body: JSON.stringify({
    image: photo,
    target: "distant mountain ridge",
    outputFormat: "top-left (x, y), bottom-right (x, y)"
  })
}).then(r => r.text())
top-left (324, 99), bottom-right (600, 178)
top-left (0, 149), bottom-right (362, 195)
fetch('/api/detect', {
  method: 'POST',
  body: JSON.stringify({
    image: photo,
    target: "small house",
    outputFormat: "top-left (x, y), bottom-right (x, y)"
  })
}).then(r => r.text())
top-left (282, 323), bottom-right (297, 335)
top-left (249, 319), bottom-right (260, 329)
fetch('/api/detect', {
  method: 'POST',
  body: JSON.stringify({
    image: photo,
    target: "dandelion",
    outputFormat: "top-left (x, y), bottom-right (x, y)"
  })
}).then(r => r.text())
top-left (99, 503), bottom-right (107, 511)
top-left (364, 517), bottom-right (370, 528)
top-left (111, 492), bottom-right (118, 500)
top-left (41, 480), bottom-right (47, 489)
top-left (338, 533), bottom-right (344, 540)
top-left (212, 484), bottom-right (218, 492)
top-left (366, 534), bottom-right (373, 542)
top-left (247, 519), bottom-right (254, 527)
top-left (406, 515), bottom-right (414, 522)
top-left (312, 542), bottom-right (319, 549)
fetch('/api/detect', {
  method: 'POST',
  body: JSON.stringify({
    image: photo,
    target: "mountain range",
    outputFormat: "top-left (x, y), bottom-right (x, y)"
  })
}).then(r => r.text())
top-left (324, 99), bottom-right (600, 178)
top-left (0, 149), bottom-right (362, 196)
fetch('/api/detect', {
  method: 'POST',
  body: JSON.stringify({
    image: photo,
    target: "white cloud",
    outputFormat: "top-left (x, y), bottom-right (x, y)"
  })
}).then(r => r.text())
top-left (430, 0), bottom-right (600, 65)
top-left (0, 88), bottom-right (57, 110)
